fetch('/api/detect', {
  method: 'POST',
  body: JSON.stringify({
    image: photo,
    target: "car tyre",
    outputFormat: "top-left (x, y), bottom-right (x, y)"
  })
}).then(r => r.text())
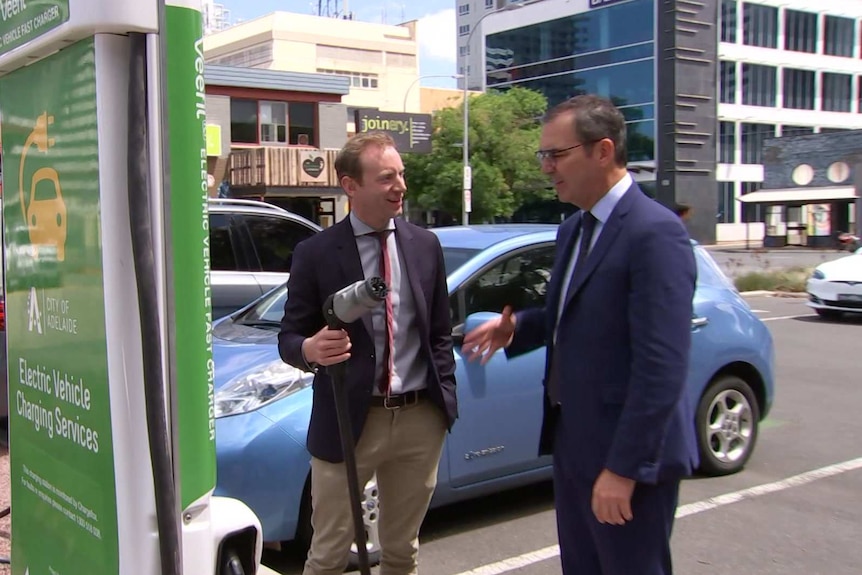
top-left (695, 375), bottom-right (760, 476)
top-left (815, 308), bottom-right (842, 320)
top-left (296, 476), bottom-right (382, 570)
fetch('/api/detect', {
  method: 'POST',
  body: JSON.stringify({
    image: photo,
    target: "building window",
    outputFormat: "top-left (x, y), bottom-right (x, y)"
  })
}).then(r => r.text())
top-left (288, 103), bottom-right (316, 146)
top-left (459, 24), bottom-right (470, 36)
top-left (259, 101), bottom-right (287, 143)
top-left (720, 61), bottom-right (736, 103)
top-left (742, 63), bottom-right (776, 107)
top-left (784, 10), bottom-right (817, 53)
top-left (721, 0), bottom-right (737, 43)
top-left (719, 121), bottom-right (736, 164)
top-left (822, 72), bottom-right (852, 112)
top-left (230, 99), bottom-right (259, 144)
top-left (485, 0), bottom-right (494, 8)
top-left (742, 3), bottom-right (777, 49)
top-left (824, 15), bottom-right (855, 58)
top-left (718, 182), bottom-right (736, 224)
top-left (318, 69), bottom-right (379, 89)
top-left (459, 45), bottom-right (470, 57)
top-left (820, 127), bottom-right (851, 134)
top-left (229, 99), bottom-right (318, 146)
top-left (458, 3), bottom-right (470, 15)
top-left (210, 43), bottom-right (273, 68)
top-left (781, 125), bottom-right (814, 137)
top-left (783, 68), bottom-right (815, 110)
top-left (741, 182), bottom-right (765, 223)
top-left (740, 123), bottom-right (775, 164)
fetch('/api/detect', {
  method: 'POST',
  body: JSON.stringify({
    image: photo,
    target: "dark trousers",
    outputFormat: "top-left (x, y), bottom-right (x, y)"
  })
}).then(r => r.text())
top-left (553, 453), bottom-right (680, 575)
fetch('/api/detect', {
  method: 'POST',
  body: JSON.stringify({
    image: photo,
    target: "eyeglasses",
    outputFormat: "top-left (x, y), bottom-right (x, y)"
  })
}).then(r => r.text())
top-left (535, 143), bottom-right (589, 163)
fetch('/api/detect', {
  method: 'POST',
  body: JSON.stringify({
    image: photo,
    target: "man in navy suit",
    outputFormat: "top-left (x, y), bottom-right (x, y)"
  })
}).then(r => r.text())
top-left (463, 95), bottom-right (697, 575)
top-left (279, 132), bottom-right (457, 575)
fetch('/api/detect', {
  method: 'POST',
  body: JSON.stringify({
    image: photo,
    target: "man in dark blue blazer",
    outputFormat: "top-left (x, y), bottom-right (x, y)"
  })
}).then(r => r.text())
top-left (463, 95), bottom-right (697, 575)
top-left (279, 132), bottom-right (457, 575)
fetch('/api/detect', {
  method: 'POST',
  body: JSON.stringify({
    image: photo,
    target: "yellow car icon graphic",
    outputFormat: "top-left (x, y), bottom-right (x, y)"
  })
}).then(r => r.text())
top-left (18, 112), bottom-right (68, 262)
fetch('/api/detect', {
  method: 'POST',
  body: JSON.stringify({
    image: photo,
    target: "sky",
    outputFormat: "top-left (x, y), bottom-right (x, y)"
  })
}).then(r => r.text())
top-left (216, 0), bottom-right (459, 88)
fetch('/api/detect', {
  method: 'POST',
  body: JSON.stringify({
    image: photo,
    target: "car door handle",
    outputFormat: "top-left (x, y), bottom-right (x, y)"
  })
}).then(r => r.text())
top-left (691, 316), bottom-right (709, 329)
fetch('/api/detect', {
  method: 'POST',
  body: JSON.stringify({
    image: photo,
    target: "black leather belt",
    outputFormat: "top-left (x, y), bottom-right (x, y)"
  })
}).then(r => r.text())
top-left (370, 389), bottom-right (427, 410)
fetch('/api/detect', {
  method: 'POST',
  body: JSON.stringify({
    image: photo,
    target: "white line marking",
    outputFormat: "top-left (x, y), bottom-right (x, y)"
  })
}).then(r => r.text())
top-left (676, 457), bottom-right (862, 517)
top-left (453, 545), bottom-right (561, 575)
top-left (751, 309), bottom-right (768, 313)
top-left (449, 457), bottom-right (862, 575)
top-left (762, 314), bottom-right (815, 322)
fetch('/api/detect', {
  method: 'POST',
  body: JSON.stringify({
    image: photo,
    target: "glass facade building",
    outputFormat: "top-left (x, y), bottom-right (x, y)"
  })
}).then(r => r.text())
top-left (484, 0), bottom-right (655, 163)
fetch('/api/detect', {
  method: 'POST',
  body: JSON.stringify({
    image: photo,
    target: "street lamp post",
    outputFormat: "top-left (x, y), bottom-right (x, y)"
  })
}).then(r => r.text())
top-left (402, 74), bottom-right (463, 112)
top-left (462, 2), bottom-right (524, 226)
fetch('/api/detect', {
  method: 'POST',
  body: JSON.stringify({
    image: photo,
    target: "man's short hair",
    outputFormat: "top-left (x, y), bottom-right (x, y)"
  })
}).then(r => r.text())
top-left (544, 95), bottom-right (628, 166)
top-left (335, 132), bottom-right (396, 184)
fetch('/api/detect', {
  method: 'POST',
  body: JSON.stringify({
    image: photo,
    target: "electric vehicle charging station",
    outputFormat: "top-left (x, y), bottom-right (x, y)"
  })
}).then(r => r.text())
top-left (0, 1), bottom-right (263, 573)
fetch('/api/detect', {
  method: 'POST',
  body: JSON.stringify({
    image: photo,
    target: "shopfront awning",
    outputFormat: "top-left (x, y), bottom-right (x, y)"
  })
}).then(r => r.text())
top-left (739, 186), bottom-right (858, 203)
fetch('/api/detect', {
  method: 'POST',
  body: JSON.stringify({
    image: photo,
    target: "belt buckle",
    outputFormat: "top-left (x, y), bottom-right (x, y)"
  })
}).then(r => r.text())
top-left (383, 391), bottom-right (418, 410)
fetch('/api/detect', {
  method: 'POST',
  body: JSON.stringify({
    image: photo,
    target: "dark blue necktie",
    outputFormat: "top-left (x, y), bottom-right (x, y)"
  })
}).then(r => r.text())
top-left (571, 211), bottom-right (597, 284)
top-left (549, 211), bottom-right (597, 406)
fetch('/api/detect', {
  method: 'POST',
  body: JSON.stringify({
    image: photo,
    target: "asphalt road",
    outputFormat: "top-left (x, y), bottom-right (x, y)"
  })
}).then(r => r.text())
top-left (262, 295), bottom-right (862, 575)
top-left (707, 247), bottom-right (850, 278)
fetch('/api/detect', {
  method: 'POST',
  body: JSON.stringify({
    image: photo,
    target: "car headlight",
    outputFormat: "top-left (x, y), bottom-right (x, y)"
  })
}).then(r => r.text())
top-left (811, 269), bottom-right (826, 280)
top-left (214, 359), bottom-right (314, 418)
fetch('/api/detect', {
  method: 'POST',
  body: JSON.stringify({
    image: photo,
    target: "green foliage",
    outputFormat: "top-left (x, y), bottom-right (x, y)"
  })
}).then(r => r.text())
top-left (733, 267), bottom-right (813, 293)
top-left (403, 87), bottom-right (553, 222)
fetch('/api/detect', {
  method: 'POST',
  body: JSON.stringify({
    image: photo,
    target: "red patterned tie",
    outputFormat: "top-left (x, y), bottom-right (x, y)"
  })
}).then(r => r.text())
top-left (376, 230), bottom-right (395, 395)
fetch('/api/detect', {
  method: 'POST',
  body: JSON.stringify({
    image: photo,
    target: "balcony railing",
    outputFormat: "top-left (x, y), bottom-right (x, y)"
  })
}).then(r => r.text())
top-left (229, 147), bottom-right (339, 187)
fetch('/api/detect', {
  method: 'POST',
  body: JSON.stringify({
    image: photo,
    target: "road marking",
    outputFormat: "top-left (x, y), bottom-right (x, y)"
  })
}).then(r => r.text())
top-left (676, 457), bottom-right (862, 517)
top-left (762, 313), bottom-right (815, 322)
top-left (449, 457), bottom-right (862, 575)
top-left (751, 309), bottom-right (768, 313)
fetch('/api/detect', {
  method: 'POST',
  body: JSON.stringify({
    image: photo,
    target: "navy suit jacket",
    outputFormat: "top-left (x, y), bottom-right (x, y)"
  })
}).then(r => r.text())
top-left (278, 217), bottom-right (458, 463)
top-left (508, 183), bottom-right (699, 484)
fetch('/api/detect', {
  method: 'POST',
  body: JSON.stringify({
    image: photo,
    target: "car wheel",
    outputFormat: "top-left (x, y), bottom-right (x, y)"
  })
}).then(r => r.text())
top-left (815, 308), bottom-right (842, 320)
top-left (695, 375), bottom-right (760, 476)
top-left (296, 476), bottom-right (382, 570)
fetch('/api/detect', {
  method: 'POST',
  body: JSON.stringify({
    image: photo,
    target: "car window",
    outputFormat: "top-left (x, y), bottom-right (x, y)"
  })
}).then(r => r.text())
top-left (209, 213), bottom-right (239, 271)
top-left (693, 245), bottom-right (734, 289)
top-left (244, 215), bottom-right (316, 273)
top-left (450, 245), bottom-right (555, 325)
top-left (441, 247), bottom-right (481, 276)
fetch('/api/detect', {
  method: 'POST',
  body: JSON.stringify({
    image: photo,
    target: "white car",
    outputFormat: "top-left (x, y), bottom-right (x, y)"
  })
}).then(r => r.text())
top-left (806, 247), bottom-right (862, 319)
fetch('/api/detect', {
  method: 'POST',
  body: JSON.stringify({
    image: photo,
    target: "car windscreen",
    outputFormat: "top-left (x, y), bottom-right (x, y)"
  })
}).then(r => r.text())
top-left (235, 285), bottom-right (288, 326)
top-left (442, 247), bottom-right (481, 276)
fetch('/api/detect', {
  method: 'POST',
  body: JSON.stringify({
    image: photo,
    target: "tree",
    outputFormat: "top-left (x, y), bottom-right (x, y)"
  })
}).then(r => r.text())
top-left (403, 87), bottom-right (553, 223)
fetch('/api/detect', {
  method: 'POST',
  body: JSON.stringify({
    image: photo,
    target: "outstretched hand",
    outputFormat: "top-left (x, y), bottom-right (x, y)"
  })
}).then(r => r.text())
top-left (461, 306), bottom-right (516, 365)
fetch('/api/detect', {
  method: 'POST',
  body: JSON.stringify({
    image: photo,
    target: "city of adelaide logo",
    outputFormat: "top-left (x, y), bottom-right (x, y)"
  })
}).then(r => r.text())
top-left (28, 287), bottom-right (42, 335)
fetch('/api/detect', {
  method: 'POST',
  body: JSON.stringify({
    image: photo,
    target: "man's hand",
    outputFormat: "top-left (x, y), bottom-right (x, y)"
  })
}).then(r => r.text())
top-left (302, 326), bottom-right (351, 366)
top-left (591, 469), bottom-right (636, 525)
top-left (461, 306), bottom-right (516, 365)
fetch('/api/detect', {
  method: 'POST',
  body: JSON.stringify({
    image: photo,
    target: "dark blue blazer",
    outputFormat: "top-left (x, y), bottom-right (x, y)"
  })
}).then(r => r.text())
top-left (278, 217), bottom-right (458, 463)
top-left (508, 183), bottom-right (699, 484)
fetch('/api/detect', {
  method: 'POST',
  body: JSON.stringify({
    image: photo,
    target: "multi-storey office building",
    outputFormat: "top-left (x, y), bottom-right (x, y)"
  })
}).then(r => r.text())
top-left (717, 0), bottom-right (862, 244)
top-left (471, 0), bottom-right (862, 243)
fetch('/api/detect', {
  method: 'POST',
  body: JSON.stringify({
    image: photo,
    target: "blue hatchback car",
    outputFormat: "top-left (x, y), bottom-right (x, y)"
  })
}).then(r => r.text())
top-left (212, 225), bottom-right (775, 561)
